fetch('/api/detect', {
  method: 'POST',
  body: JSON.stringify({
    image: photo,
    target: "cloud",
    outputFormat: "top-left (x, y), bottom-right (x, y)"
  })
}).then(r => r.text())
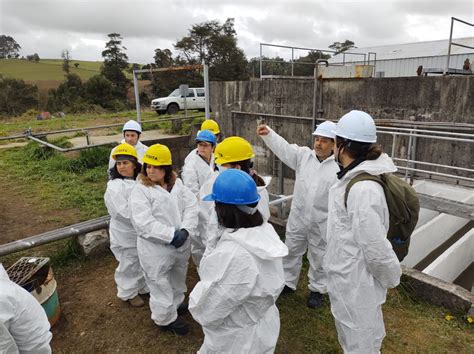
top-left (0, 0), bottom-right (472, 63)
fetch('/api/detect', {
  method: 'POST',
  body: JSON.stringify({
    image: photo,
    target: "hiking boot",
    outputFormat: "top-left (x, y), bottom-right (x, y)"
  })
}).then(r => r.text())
top-left (307, 291), bottom-right (323, 309)
top-left (280, 285), bottom-right (295, 295)
top-left (159, 319), bottom-right (189, 335)
top-left (128, 295), bottom-right (145, 307)
top-left (177, 302), bottom-right (188, 316)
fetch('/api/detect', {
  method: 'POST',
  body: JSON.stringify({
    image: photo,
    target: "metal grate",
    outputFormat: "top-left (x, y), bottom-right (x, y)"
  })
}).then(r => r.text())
top-left (6, 257), bottom-right (50, 291)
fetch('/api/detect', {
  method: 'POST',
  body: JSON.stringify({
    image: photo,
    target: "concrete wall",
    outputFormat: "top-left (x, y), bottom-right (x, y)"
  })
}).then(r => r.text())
top-left (423, 229), bottom-right (474, 283)
top-left (210, 76), bottom-right (473, 181)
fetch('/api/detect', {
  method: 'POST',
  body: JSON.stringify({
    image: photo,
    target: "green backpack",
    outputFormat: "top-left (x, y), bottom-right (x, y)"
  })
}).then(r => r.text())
top-left (344, 173), bottom-right (420, 261)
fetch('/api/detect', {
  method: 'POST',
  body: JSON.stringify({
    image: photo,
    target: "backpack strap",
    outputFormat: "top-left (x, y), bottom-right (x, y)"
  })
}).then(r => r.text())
top-left (344, 172), bottom-right (385, 208)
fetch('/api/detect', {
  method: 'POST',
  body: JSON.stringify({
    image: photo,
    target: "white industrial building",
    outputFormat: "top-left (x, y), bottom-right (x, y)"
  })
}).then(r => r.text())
top-left (329, 37), bottom-right (474, 77)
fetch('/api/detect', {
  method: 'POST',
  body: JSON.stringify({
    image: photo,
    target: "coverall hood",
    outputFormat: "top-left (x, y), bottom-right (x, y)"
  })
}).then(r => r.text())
top-left (226, 223), bottom-right (288, 261)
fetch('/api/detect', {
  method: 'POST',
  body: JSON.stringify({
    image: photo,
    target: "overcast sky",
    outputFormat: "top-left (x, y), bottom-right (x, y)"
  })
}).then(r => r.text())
top-left (1, 0), bottom-right (473, 63)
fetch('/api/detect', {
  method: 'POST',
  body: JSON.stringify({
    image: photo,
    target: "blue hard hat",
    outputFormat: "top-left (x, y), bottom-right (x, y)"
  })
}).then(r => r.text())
top-left (195, 130), bottom-right (217, 145)
top-left (203, 169), bottom-right (261, 205)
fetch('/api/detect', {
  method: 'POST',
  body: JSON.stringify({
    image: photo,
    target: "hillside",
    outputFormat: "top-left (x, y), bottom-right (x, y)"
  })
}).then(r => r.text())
top-left (0, 59), bottom-right (103, 81)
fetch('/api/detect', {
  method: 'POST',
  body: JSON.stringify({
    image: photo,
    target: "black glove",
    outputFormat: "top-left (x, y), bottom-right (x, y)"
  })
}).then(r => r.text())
top-left (170, 229), bottom-right (189, 248)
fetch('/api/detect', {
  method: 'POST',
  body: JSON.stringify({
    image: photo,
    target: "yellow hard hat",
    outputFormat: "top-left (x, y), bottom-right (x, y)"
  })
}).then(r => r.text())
top-left (214, 136), bottom-right (255, 165)
top-left (142, 144), bottom-right (172, 166)
top-left (112, 143), bottom-right (138, 160)
top-left (201, 119), bottom-right (220, 134)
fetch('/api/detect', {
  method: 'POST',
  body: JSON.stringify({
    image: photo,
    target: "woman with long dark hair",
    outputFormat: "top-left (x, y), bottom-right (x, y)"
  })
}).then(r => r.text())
top-left (104, 143), bottom-right (147, 307)
top-left (129, 144), bottom-right (198, 335)
top-left (190, 169), bottom-right (288, 353)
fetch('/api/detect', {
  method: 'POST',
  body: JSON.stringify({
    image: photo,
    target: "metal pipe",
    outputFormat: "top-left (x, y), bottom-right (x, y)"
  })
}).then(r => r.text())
top-left (377, 126), bottom-right (474, 138)
top-left (132, 70), bottom-right (141, 124)
top-left (391, 134), bottom-right (397, 158)
top-left (1, 116), bottom-right (203, 142)
top-left (393, 158), bottom-right (474, 173)
top-left (445, 17), bottom-right (454, 74)
top-left (269, 195), bottom-right (293, 206)
top-left (260, 42), bottom-right (337, 53)
top-left (232, 111), bottom-right (313, 121)
top-left (260, 43), bottom-right (263, 78)
top-left (0, 216), bottom-right (110, 257)
top-left (396, 166), bottom-right (474, 182)
top-left (405, 131), bottom-right (413, 181)
top-left (291, 48), bottom-right (294, 76)
top-left (26, 135), bottom-right (114, 152)
top-left (203, 61), bottom-right (210, 119)
top-left (377, 131), bottom-right (473, 143)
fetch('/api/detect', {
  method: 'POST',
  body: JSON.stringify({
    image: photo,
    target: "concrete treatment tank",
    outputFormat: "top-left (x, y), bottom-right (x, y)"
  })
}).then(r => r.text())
top-left (403, 180), bottom-right (474, 291)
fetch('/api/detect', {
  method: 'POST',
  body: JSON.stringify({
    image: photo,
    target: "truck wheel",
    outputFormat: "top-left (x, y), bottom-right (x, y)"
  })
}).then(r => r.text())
top-left (167, 103), bottom-right (179, 115)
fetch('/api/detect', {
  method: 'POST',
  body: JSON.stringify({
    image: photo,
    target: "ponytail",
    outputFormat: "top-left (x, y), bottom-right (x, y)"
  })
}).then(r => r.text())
top-left (366, 144), bottom-right (383, 160)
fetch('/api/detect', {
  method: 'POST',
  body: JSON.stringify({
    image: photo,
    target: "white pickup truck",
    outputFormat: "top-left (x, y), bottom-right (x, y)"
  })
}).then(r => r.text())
top-left (150, 87), bottom-right (206, 114)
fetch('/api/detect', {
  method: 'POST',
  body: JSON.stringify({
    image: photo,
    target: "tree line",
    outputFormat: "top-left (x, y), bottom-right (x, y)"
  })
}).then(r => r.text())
top-left (0, 20), bottom-right (356, 116)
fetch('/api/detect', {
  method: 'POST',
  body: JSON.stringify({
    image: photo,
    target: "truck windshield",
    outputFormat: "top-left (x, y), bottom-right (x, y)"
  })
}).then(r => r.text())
top-left (168, 89), bottom-right (180, 97)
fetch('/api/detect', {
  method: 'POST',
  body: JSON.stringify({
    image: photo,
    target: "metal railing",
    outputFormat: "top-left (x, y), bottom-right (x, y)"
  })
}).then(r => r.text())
top-left (231, 110), bottom-right (474, 186)
top-left (377, 126), bottom-right (474, 184)
top-left (445, 17), bottom-right (474, 74)
top-left (259, 43), bottom-right (371, 78)
top-left (1, 115), bottom-right (202, 151)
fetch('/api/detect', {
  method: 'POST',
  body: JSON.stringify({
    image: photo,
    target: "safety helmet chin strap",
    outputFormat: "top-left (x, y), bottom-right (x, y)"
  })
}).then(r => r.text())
top-left (236, 204), bottom-right (259, 215)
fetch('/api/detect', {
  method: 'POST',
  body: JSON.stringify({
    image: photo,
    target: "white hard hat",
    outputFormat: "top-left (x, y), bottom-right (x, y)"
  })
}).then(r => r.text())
top-left (122, 120), bottom-right (142, 133)
top-left (312, 121), bottom-right (336, 139)
top-left (335, 110), bottom-right (377, 143)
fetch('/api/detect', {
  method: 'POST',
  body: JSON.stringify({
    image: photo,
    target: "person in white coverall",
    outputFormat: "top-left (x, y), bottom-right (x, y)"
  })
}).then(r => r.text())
top-left (108, 120), bottom-right (148, 171)
top-left (190, 169), bottom-right (288, 353)
top-left (257, 121), bottom-right (339, 308)
top-left (182, 130), bottom-right (217, 267)
top-left (104, 143), bottom-right (148, 307)
top-left (201, 136), bottom-right (272, 256)
top-left (129, 144), bottom-right (198, 335)
top-left (324, 110), bottom-right (401, 353)
top-left (0, 263), bottom-right (52, 353)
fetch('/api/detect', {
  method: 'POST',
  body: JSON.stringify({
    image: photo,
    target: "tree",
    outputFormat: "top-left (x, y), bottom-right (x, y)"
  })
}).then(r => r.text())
top-left (0, 75), bottom-right (38, 116)
top-left (101, 33), bottom-right (130, 99)
top-left (329, 40), bottom-right (356, 55)
top-left (74, 63), bottom-right (80, 68)
top-left (154, 49), bottom-right (174, 68)
top-left (174, 18), bottom-right (248, 81)
top-left (61, 49), bottom-right (71, 74)
top-left (0, 35), bottom-right (21, 59)
top-left (83, 75), bottom-right (116, 109)
top-left (47, 73), bottom-right (85, 112)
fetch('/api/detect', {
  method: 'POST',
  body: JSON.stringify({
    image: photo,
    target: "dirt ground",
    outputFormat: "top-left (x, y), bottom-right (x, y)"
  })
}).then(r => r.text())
top-left (0, 173), bottom-right (81, 244)
top-left (52, 253), bottom-right (205, 352)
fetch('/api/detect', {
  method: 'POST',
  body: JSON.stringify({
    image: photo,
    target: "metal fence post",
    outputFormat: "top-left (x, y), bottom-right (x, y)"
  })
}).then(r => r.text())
top-left (133, 70), bottom-right (141, 124)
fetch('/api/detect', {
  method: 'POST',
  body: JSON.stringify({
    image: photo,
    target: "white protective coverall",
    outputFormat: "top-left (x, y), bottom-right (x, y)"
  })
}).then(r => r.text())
top-left (201, 172), bottom-right (272, 257)
top-left (323, 153), bottom-right (402, 353)
top-left (261, 127), bottom-right (339, 292)
top-left (108, 140), bottom-right (148, 170)
top-left (0, 264), bottom-right (52, 354)
top-left (182, 148), bottom-right (215, 266)
top-left (104, 178), bottom-right (148, 301)
top-left (129, 178), bottom-right (198, 326)
top-left (189, 222), bottom-right (288, 353)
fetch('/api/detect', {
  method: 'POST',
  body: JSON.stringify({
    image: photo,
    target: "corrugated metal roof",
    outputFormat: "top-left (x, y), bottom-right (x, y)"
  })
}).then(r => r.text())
top-left (330, 37), bottom-right (474, 61)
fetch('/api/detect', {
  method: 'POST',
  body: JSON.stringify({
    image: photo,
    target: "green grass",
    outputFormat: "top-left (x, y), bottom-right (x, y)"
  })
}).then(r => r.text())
top-left (0, 59), bottom-right (142, 82)
top-left (0, 59), bottom-right (102, 81)
top-left (0, 110), bottom-right (164, 137)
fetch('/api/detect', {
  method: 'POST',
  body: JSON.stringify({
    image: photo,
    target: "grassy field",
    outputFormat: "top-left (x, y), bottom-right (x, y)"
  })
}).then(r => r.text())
top-left (0, 109), bottom-right (203, 138)
top-left (0, 59), bottom-right (103, 81)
